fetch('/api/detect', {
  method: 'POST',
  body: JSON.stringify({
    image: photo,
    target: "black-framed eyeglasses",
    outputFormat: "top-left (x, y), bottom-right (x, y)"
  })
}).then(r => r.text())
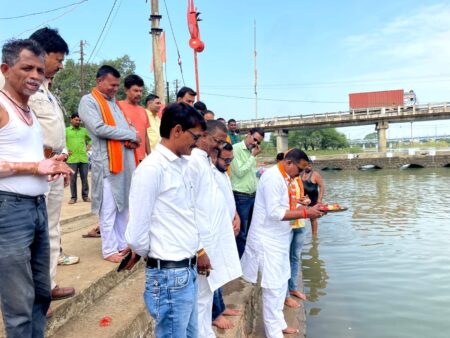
top-left (219, 157), bottom-right (234, 165)
top-left (253, 137), bottom-right (261, 145)
top-left (211, 135), bottom-right (227, 146)
top-left (186, 129), bottom-right (202, 141)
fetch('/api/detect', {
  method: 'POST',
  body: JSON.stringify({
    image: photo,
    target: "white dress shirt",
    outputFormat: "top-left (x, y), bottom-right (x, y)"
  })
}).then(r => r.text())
top-left (240, 165), bottom-right (292, 289)
top-left (188, 148), bottom-right (241, 291)
top-left (126, 144), bottom-right (200, 260)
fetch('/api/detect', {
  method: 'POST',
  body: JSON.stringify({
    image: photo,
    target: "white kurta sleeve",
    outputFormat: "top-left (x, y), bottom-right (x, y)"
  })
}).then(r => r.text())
top-left (262, 174), bottom-right (288, 222)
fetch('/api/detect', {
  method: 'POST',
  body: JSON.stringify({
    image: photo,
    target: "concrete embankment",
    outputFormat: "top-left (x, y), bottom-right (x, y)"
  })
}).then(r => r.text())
top-left (0, 187), bottom-right (307, 337)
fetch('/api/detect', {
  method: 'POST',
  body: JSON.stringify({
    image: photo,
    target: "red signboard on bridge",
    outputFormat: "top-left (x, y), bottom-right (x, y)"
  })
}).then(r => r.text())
top-left (349, 89), bottom-right (404, 109)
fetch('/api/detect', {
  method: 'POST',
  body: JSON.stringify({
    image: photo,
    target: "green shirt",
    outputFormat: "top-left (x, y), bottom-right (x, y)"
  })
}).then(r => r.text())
top-left (66, 126), bottom-right (91, 164)
top-left (227, 131), bottom-right (240, 145)
top-left (230, 141), bottom-right (258, 194)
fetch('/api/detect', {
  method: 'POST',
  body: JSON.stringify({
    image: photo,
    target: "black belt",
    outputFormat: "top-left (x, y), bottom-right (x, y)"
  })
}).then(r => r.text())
top-left (146, 256), bottom-right (197, 269)
top-left (233, 191), bottom-right (256, 198)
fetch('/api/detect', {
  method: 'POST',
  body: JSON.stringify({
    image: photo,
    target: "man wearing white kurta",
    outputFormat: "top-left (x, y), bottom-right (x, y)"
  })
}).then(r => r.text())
top-left (188, 121), bottom-right (242, 337)
top-left (241, 149), bottom-right (323, 338)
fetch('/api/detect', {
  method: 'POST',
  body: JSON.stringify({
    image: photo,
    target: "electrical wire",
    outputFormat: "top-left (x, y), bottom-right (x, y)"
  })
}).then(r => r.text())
top-left (90, 0), bottom-right (123, 62)
top-left (202, 74), bottom-right (450, 90)
top-left (0, 0), bottom-right (88, 20)
top-left (162, 0), bottom-right (185, 85)
top-left (13, 3), bottom-right (84, 38)
top-left (87, 0), bottom-right (118, 64)
top-left (201, 92), bottom-right (347, 104)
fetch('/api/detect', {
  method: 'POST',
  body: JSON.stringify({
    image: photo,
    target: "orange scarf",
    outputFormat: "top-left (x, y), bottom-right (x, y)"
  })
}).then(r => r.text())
top-left (91, 88), bottom-right (138, 174)
top-left (278, 162), bottom-right (305, 228)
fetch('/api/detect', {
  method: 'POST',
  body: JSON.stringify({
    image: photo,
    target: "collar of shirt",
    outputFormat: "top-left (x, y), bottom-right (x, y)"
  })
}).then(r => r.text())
top-left (156, 143), bottom-right (183, 163)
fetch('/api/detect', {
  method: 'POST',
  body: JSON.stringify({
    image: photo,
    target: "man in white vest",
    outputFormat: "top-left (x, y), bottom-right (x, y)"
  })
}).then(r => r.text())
top-left (0, 38), bottom-right (73, 338)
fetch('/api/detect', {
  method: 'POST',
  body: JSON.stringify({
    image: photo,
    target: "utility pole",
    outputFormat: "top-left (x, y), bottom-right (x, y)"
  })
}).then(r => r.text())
top-left (150, 0), bottom-right (165, 103)
top-left (80, 40), bottom-right (85, 94)
top-left (175, 79), bottom-right (179, 96)
top-left (254, 19), bottom-right (258, 120)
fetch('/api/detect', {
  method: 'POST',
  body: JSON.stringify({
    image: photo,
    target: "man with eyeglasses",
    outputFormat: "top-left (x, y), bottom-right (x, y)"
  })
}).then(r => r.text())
top-left (188, 121), bottom-right (242, 337)
top-left (211, 142), bottom-right (242, 330)
top-left (230, 127), bottom-right (265, 258)
top-left (125, 103), bottom-right (206, 337)
top-left (241, 149), bottom-right (323, 338)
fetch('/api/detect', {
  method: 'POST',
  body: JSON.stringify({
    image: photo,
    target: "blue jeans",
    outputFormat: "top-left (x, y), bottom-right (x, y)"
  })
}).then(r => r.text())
top-left (212, 287), bottom-right (225, 321)
top-left (287, 227), bottom-right (305, 296)
top-left (144, 266), bottom-right (198, 338)
top-left (0, 191), bottom-right (51, 338)
top-left (233, 192), bottom-right (255, 258)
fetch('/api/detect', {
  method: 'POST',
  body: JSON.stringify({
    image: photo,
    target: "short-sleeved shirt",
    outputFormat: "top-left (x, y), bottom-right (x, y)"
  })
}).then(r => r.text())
top-left (66, 126), bottom-right (91, 163)
top-left (118, 101), bottom-right (150, 161)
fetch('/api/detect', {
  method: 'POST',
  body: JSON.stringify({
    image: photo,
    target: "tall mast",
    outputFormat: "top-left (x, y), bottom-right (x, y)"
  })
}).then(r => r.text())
top-left (254, 19), bottom-right (258, 119)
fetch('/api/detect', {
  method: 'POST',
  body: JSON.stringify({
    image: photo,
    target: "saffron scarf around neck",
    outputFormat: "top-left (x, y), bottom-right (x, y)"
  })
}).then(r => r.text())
top-left (91, 88), bottom-right (129, 174)
top-left (278, 162), bottom-right (305, 228)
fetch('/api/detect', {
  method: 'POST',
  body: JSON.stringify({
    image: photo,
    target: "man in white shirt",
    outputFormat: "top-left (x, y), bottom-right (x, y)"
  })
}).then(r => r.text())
top-left (211, 142), bottom-right (241, 330)
top-left (188, 121), bottom-right (241, 337)
top-left (125, 103), bottom-right (207, 338)
top-left (241, 149), bottom-right (323, 338)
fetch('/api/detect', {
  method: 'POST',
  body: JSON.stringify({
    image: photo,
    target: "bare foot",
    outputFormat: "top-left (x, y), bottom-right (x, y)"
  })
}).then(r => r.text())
top-left (223, 308), bottom-right (240, 316)
top-left (282, 326), bottom-right (300, 334)
top-left (284, 297), bottom-right (300, 308)
top-left (290, 290), bottom-right (307, 301)
top-left (212, 315), bottom-right (235, 329)
top-left (104, 253), bottom-right (122, 263)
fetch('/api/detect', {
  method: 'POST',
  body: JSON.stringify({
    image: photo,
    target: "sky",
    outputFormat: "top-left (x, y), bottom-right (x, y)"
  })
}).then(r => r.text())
top-left (1, 0), bottom-right (450, 140)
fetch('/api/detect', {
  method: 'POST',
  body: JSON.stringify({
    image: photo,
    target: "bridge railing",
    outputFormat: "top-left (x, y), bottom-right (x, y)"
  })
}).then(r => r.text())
top-left (237, 102), bottom-right (450, 126)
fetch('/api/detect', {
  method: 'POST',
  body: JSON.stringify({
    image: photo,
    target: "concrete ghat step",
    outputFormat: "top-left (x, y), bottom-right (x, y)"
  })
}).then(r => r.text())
top-left (49, 269), bottom-right (152, 338)
top-left (45, 223), bottom-right (145, 336)
top-left (215, 278), bottom-right (261, 338)
top-left (0, 220), bottom-right (142, 338)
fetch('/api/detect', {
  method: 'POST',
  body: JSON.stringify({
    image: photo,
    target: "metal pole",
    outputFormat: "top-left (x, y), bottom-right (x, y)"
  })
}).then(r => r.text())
top-left (80, 40), bottom-right (85, 94)
top-left (194, 50), bottom-right (200, 100)
top-left (254, 19), bottom-right (258, 120)
top-left (150, 0), bottom-right (165, 102)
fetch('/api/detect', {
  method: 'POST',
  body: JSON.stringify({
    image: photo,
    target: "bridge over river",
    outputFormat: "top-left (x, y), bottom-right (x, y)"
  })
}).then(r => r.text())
top-left (237, 102), bottom-right (450, 153)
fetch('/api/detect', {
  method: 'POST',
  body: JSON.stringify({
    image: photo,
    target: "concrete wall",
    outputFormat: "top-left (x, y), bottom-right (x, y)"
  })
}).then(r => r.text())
top-left (313, 154), bottom-right (450, 170)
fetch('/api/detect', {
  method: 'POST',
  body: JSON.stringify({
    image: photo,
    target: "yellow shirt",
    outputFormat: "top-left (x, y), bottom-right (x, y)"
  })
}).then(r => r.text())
top-left (146, 109), bottom-right (161, 150)
top-left (291, 179), bottom-right (305, 229)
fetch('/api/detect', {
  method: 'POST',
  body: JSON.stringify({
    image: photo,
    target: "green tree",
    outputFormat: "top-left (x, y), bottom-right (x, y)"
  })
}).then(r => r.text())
top-left (364, 132), bottom-right (377, 140)
top-left (52, 55), bottom-right (154, 118)
top-left (287, 128), bottom-right (348, 150)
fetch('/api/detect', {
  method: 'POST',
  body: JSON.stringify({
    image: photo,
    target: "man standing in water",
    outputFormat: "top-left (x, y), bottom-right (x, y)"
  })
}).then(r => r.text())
top-left (301, 161), bottom-right (325, 237)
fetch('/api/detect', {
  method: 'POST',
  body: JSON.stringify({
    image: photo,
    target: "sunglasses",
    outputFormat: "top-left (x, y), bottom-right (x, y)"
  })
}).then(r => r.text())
top-left (253, 137), bottom-right (261, 145)
top-left (219, 157), bottom-right (234, 165)
top-left (186, 129), bottom-right (202, 141)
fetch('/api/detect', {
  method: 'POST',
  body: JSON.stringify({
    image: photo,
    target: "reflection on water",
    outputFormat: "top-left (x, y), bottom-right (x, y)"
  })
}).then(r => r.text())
top-left (302, 239), bottom-right (328, 308)
top-left (302, 168), bottom-right (450, 338)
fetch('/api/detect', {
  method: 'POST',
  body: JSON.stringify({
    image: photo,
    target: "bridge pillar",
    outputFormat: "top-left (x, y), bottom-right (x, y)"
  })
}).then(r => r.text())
top-left (274, 129), bottom-right (289, 153)
top-left (376, 121), bottom-right (389, 153)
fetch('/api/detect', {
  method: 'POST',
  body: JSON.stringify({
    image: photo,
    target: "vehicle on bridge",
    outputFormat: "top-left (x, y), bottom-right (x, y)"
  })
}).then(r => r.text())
top-left (349, 89), bottom-right (416, 111)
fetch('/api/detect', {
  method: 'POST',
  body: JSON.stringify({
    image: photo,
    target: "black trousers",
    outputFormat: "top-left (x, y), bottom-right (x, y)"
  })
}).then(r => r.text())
top-left (68, 163), bottom-right (89, 200)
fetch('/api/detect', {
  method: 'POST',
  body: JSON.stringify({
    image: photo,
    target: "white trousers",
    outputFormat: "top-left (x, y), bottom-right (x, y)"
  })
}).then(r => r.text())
top-left (99, 177), bottom-right (128, 258)
top-left (197, 275), bottom-right (215, 338)
top-left (45, 176), bottom-right (64, 290)
top-left (262, 282), bottom-right (288, 338)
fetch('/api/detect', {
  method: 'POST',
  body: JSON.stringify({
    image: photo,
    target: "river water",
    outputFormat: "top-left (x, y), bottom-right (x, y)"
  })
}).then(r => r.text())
top-left (302, 168), bottom-right (450, 338)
